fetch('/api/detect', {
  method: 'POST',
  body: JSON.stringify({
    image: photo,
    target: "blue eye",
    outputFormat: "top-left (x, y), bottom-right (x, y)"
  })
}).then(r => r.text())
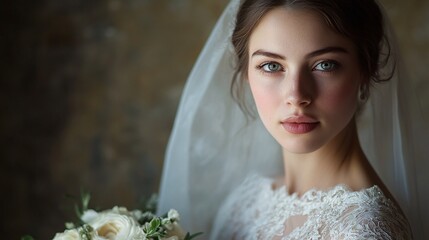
top-left (260, 62), bottom-right (283, 72)
top-left (313, 61), bottom-right (338, 72)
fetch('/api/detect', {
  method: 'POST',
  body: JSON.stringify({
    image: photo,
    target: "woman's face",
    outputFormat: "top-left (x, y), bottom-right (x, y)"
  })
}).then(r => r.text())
top-left (248, 7), bottom-right (362, 154)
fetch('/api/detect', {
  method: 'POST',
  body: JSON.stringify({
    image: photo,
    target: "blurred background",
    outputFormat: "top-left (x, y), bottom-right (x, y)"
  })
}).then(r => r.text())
top-left (0, 0), bottom-right (427, 239)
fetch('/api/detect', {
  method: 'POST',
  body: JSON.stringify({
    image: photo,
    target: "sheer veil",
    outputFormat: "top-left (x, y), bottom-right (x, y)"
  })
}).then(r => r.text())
top-left (157, 0), bottom-right (428, 239)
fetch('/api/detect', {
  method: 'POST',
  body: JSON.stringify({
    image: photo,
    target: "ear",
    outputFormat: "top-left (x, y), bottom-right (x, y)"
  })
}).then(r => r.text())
top-left (358, 73), bottom-right (370, 101)
top-left (358, 84), bottom-right (369, 103)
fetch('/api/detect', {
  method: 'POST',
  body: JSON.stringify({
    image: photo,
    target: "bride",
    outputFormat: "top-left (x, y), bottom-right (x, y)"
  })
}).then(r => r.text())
top-left (158, 0), bottom-right (427, 239)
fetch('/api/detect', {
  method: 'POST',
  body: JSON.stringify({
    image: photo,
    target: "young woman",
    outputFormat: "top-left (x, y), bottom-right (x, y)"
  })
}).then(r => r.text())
top-left (158, 0), bottom-right (426, 239)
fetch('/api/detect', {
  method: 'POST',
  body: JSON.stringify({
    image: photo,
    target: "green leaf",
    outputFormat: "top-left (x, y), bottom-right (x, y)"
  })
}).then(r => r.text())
top-left (73, 189), bottom-right (91, 225)
top-left (142, 217), bottom-right (169, 238)
top-left (80, 189), bottom-right (91, 212)
top-left (161, 218), bottom-right (171, 225)
top-left (150, 217), bottom-right (161, 230)
top-left (21, 235), bottom-right (34, 240)
top-left (75, 204), bottom-right (82, 219)
top-left (184, 232), bottom-right (204, 240)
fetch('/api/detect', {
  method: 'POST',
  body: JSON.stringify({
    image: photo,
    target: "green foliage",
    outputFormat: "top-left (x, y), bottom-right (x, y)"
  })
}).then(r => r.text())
top-left (20, 236), bottom-right (34, 240)
top-left (184, 232), bottom-right (204, 240)
top-left (142, 217), bottom-right (167, 239)
top-left (78, 224), bottom-right (94, 240)
top-left (75, 189), bottom-right (91, 220)
top-left (21, 191), bottom-right (204, 240)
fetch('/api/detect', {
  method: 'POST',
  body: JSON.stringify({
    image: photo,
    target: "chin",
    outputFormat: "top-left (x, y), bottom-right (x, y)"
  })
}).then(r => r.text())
top-left (277, 138), bottom-right (323, 154)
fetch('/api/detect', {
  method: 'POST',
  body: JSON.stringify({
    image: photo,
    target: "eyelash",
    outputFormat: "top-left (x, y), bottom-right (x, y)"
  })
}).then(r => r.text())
top-left (312, 60), bottom-right (340, 72)
top-left (255, 60), bottom-right (340, 74)
top-left (256, 62), bottom-right (284, 74)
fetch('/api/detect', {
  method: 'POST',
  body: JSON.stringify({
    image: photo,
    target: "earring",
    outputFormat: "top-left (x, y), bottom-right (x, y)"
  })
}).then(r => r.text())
top-left (359, 84), bottom-right (369, 102)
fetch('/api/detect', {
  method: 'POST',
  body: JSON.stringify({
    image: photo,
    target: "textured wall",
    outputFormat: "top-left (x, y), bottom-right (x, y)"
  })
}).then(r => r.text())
top-left (0, 0), bottom-right (427, 239)
top-left (383, 0), bottom-right (429, 121)
top-left (0, 0), bottom-right (229, 238)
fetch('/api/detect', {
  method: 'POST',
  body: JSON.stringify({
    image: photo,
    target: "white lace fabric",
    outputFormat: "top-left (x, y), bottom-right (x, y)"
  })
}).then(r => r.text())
top-left (210, 174), bottom-right (411, 240)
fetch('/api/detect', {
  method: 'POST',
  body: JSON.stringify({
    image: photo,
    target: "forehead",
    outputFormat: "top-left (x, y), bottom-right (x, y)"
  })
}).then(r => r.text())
top-left (249, 7), bottom-right (355, 56)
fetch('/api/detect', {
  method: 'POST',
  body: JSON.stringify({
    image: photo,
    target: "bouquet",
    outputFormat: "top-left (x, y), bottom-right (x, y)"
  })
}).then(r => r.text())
top-left (22, 192), bottom-right (201, 240)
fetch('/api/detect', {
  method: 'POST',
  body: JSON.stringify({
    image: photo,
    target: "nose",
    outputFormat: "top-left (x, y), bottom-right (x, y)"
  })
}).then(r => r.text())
top-left (284, 70), bottom-right (312, 107)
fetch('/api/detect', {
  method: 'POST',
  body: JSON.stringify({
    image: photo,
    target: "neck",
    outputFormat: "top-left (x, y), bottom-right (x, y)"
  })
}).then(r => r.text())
top-left (282, 120), bottom-right (372, 195)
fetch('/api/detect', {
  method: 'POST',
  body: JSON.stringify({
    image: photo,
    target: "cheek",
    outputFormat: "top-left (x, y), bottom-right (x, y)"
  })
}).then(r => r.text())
top-left (319, 81), bottom-right (359, 115)
top-left (249, 78), bottom-right (279, 107)
top-left (252, 87), bottom-right (272, 109)
top-left (248, 79), bottom-right (281, 120)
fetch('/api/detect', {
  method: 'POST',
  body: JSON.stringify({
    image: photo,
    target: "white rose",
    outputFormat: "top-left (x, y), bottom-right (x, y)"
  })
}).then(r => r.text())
top-left (81, 209), bottom-right (99, 223)
top-left (52, 229), bottom-right (79, 240)
top-left (167, 209), bottom-right (180, 221)
top-left (86, 211), bottom-right (145, 240)
top-left (110, 206), bottom-right (129, 215)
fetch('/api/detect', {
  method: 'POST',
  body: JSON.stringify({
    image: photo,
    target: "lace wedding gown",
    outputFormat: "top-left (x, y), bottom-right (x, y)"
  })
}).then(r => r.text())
top-left (210, 174), bottom-right (411, 240)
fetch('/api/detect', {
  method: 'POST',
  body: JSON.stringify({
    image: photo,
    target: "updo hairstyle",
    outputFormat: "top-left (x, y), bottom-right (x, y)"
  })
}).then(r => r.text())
top-left (231, 0), bottom-right (393, 110)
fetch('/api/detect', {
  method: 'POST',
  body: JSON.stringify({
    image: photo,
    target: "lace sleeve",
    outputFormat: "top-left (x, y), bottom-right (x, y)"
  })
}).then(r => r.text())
top-left (334, 201), bottom-right (412, 240)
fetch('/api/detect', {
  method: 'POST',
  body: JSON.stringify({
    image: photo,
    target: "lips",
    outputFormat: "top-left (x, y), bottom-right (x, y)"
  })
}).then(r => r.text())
top-left (281, 116), bottom-right (319, 134)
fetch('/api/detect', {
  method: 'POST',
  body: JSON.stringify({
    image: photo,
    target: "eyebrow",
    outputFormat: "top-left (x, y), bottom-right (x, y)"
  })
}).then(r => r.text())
top-left (252, 50), bottom-right (285, 60)
top-left (306, 46), bottom-right (348, 58)
top-left (251, 46), bottom-right (349, 59)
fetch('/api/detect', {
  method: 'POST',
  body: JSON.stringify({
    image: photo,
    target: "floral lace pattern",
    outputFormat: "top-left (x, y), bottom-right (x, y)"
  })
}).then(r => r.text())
top-left (210, 174), bottom-right (411, 240)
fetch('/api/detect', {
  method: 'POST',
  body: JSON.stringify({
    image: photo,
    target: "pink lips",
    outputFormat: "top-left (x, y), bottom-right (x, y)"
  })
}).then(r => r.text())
top-left (281, 116), bottom-right (319, 134)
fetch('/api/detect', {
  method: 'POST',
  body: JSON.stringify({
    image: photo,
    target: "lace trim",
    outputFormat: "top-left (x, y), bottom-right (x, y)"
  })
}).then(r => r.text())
top-left (268, 178), bottom-right (385, 204)
top-left (210, 174), bottom-right (412, 240)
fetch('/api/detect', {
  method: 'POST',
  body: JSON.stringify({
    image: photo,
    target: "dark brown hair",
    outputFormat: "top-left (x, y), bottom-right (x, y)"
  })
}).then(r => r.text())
top-left (231, 0), bottom-right (393, 112)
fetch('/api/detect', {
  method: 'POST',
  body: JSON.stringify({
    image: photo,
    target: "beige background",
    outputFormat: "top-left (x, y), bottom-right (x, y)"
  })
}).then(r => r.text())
top-left (0, 0), bottom-right (427, 239)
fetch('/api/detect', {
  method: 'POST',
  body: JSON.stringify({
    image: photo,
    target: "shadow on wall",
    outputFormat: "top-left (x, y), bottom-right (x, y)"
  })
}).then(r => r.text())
top-left (0, 0), bottom-right (228, 239)
top-left (0, 0), bottom-right (76, 238)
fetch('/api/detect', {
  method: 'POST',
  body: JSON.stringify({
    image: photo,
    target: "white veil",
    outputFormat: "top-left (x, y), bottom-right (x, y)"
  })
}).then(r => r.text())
top-left (157, 0), bottom-right (428, 239)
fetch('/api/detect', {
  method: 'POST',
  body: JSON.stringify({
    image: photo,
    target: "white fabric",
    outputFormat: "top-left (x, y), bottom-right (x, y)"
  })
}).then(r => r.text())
top-left (210, 174), bottom-right (411, 240)
top-left (157, 0), bottom-right (428, 239)
top-left (158, 0), bottom-right (282, 233)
